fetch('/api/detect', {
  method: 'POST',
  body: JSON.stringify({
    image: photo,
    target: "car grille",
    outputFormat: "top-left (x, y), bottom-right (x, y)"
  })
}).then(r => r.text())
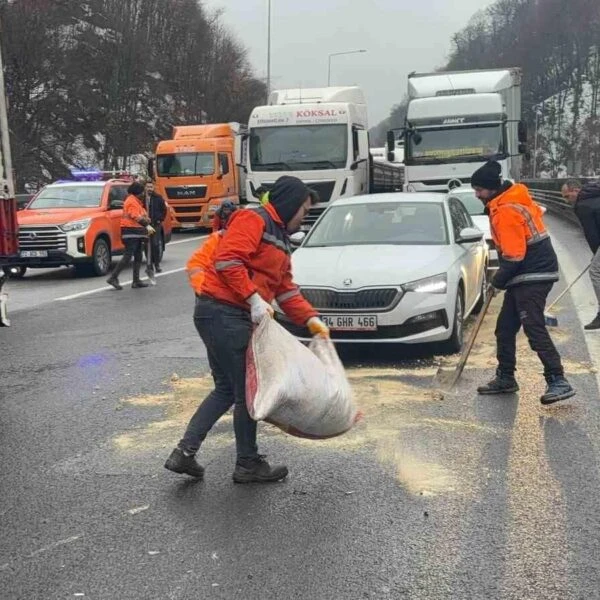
top-left (165, 186), bottom-right (207, 200)
top-left (18, 226), bottom-right (67, 251)
top-left (301, 288), bottom-right (401, 312)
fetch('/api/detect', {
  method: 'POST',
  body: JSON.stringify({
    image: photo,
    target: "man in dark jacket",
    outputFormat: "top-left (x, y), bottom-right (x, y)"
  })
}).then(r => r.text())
top-left (472, 161), bottom-right (575, 405)
top-left (561, 179), bottom-right (600, 329)
top-left (144, 180), bottom-right (167, 273)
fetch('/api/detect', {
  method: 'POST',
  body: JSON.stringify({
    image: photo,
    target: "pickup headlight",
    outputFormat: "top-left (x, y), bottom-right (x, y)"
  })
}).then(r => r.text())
top-left (60, 218), bottom-right (92, 232)
top-left (404, 273), bottom-right (448, 294)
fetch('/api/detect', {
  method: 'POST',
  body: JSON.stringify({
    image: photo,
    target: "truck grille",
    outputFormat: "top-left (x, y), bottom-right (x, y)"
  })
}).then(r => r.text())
top-left (301, 207), bottom-right (326, 229)
top-left (18, 226), bottom-right (67, 251)
top-left (300, 288), bottom-right (401, 312)
top-left (172, 205), bottom-right (203, 214)
top-left (259, 180), bottom-right (336, 204)
top-left (165, 186), bottom-right (207, 200)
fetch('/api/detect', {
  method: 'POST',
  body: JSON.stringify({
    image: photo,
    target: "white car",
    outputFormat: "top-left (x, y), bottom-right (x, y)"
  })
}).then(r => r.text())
top-left (278, 193), bottom-right (489, 352)
top-left (446, 187), bottom-right (498, 271)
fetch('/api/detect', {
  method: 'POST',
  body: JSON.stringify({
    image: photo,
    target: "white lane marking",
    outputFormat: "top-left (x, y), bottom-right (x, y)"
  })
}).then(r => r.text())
top-left (28, 534), bottom-right (83, 558)
top-left (55, 267), bottom-right (186, 301)
top-left (52, 235), bottom-right (206, 302)
top-left (168, 235), bottom-right (208, 246)
top-left (128, 505), bottom-right (150, 515)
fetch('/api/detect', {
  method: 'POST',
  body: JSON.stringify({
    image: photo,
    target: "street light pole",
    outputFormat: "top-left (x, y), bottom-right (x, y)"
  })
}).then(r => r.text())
top-left (533, 109), bottom-right (540, 178)
top-left (266, 0), bottom-right (271, 102)
top-left (327, 49), bottom-right (367, 86)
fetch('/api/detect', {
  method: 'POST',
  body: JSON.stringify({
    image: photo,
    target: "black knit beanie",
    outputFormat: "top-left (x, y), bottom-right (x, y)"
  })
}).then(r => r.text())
top-left (268, 176), bottom-right (311, 225)
top-left (471, 161), bottom-right (502, 190)
top-left (127, 181), bottom-right (145, 197)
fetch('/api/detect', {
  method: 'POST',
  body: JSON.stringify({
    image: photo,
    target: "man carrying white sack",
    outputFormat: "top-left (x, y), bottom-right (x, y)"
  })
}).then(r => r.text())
top-left (165, 175), bottom-right (330, 483)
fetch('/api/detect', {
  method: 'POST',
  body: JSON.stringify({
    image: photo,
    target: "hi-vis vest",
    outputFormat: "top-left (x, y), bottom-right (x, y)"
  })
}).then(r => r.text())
top-left (186, 231), bottom-right (222, 295)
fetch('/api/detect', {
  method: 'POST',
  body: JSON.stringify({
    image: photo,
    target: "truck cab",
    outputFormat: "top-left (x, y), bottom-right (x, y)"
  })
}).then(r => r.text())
top-left (390, 68), bottom-right (525, 193)
top-left (10, 172), bottom-right (173, 278)
top-left (150, 123), bottom-right (247, 230)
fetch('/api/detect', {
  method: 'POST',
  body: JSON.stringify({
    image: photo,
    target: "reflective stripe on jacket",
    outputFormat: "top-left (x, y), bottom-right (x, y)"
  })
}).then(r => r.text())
top-left (199, 203), bottom-right (317, 326)
top-left (489, 183), bottom-right (559, 289)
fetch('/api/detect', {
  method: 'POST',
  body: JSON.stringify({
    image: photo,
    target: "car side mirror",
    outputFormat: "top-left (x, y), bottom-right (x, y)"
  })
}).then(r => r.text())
top-left (386, 130), bottom-right (395, 151)
top-left (457, 227), bottom-right (484, 244)
top-left (290, 231), bottom-right (306, 247)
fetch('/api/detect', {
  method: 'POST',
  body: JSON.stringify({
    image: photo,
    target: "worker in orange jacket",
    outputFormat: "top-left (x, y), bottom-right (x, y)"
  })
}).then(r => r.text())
top-left (471, 161), bottom-right (575, 405)
top-left (107, 181), bottom-right (155, 290)
top-left (165, 176), bottom-right (329, 483)
top-left (211, 199), bottom-right (236, 233)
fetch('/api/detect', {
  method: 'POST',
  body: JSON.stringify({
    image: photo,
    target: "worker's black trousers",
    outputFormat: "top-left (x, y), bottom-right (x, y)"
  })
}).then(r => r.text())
top-left (495, 282), bottom-right (564, 378)
top-left (179, 295), bottom-right (258, 460)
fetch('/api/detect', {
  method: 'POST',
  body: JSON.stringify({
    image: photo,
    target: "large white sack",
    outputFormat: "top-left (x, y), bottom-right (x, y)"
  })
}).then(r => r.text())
top-left (246, 316), bottom-right (358, 439)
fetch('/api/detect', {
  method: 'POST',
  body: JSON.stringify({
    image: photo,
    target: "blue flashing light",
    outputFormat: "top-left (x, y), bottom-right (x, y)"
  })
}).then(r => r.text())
top-left (70, 169), bottom-right (104, 181)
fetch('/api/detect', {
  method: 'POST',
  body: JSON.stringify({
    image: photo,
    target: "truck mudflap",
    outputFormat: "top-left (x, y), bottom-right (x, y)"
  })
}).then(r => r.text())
top-left (0, 273), bottom-right (9, 327)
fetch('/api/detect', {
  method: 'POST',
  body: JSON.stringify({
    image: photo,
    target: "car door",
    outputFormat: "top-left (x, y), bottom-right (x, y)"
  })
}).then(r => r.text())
top-left (458, 202), bottom-right (487, 301)
top-left (107, 185), bottom-right (128, 252)
top-left (449, 198), bottom-right (478, 309)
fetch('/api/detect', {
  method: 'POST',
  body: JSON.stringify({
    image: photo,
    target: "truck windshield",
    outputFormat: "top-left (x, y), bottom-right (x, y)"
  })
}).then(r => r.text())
top-left (28, 185), bottom-right (103, 209)
top-left (407, 124), bottom-right (504, 164)
top-left (305, 202), bottom-right (448, 247)
top-left (157, 153), bottom-right (215, 177)
top-left (250, 125), bottom-right (348, 171)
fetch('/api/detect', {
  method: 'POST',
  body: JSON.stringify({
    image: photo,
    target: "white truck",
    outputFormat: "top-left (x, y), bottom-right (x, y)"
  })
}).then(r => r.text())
top-left (388, 68), bottom-right (526, 192)
top-left (247, 86), bottom-right (403, 230)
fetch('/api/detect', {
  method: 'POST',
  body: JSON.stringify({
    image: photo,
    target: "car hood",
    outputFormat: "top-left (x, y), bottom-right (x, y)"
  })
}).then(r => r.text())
top-left (292, 244), bottom-right (455, 288)
top-left (471, 215), bottom-right (491, 239)
top-left (18, 208), bottom-right (102, 226)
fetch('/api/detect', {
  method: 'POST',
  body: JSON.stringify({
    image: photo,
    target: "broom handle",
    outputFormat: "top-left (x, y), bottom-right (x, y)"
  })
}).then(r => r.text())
top-left (545, 265), bottom-right (590, 312)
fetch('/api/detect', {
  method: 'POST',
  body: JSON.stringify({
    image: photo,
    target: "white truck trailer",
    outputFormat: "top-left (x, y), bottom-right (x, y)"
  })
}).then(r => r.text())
top-left (388, 68), bottom-right (526, 192)
top-left (247, 87), bottom-right (403, 230)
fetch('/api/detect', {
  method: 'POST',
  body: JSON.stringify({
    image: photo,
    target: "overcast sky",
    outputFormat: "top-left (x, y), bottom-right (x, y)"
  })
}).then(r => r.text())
top-left (202, 0), bottom-right (494, 126)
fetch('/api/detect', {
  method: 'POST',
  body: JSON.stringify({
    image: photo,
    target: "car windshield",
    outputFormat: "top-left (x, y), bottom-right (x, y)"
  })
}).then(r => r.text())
top-left (157, 153), bottom-right (215, 176)
top-left (305, 202), bottom-right (448, 247)
top-left (28, 185), bottom-right (104, 209)
top-left (250, 124), bottom-right (348, 171)
top-left (408, 124), bottom-right (504, 164)
top-left (450, 191), bottom-right (485, 215)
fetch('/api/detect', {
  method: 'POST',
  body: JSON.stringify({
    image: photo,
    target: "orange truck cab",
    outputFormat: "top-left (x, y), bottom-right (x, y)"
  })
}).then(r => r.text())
top-left (149, 122), bottom-right (247, 230)
top-left (11, 171), bottom-right (173, 278)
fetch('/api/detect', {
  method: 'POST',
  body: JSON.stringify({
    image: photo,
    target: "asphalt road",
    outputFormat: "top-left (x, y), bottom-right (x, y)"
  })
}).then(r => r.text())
top-left (2, 218), bottom-right (600, 599)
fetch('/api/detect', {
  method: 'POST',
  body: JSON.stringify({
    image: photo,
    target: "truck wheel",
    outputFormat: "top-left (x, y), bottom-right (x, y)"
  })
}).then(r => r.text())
top-left (3, 266), bottom-right (27, 279)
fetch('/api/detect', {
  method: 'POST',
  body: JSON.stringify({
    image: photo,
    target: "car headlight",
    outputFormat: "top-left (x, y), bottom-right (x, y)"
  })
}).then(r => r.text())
top-left (60, 218), bottom-right (92, 232)
top-left (404, 273), bottom-right (448, 294)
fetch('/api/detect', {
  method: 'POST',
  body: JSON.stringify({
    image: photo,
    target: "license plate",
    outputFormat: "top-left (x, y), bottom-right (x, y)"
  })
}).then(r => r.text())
top-left (20, 250), bottom-right (48, 258)
top-left (322, 315), bottom-right (378, 331)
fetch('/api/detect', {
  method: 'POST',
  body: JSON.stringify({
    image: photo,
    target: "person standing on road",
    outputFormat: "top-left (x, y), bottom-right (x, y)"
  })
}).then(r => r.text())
top-left (165, 175), bottom-right (330, 483)
top-left (106, 181), bottom-right (155, 290)
top-left (561, 179), bottom-right (600, 330)
top-left (471, 161), bottom-right (575, 405)
top-left (144, 180), bottom-right (167, 273)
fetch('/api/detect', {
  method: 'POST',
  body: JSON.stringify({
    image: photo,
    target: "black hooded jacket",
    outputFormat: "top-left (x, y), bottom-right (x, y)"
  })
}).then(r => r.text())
top-left (574, 181), bottom-right (600, 253)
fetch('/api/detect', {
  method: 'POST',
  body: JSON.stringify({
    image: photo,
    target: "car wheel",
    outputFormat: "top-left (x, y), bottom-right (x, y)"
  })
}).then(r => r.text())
top-left (3, 266), bottom-right (27, 279)
top-left (441, 287), bottom-right (464, 354)
top-left (473, 265), bottom-right (488, 314)
top-left (76, 238), bottom-right (111, 277)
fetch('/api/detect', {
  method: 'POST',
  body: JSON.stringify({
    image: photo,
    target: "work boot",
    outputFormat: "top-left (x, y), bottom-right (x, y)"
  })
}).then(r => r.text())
top-left (232, 455), bottom-right (288, 484)
top-left (131, 280), bottom-right (149, 288)
top-left (155, 266), bottom-right (162, 273)
top-left (106, 276), bottom-right (122, 290)
top-left (584, 313), bottom-right (600, 330)
top-left (164, 448), bottom-right (205, 478)
top-left (477, 369), bottom-right (519, 395)
top-left (541, 375), bottom-right (576, 405)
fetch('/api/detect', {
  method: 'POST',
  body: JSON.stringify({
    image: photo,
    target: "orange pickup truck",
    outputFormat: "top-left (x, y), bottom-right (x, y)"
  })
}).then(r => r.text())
top-left (8, 173), bottom-right (173, 278)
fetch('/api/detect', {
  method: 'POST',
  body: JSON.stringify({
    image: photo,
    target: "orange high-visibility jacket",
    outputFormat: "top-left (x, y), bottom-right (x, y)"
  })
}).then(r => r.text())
top-left (186, 231), bottom-right (222, 295)
top-left (120, 194), bottom-right (149, 240)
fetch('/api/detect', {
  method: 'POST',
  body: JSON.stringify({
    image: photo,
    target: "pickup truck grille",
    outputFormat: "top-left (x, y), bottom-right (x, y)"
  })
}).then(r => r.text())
top-left (18, 226), bottom-right (67, 251)
top-left (301, 287), bottom-right (401, 312)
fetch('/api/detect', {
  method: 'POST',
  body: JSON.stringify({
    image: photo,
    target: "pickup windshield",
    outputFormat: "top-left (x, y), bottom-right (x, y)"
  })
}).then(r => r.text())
top-left (250, 124), bottom-right (348, 171)
top-left (28, 185), bottom-right (104, 209)
top-left (157, 153), bottom-right (215, 177)
top-left (407, 124), bottom-right (504, 165)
